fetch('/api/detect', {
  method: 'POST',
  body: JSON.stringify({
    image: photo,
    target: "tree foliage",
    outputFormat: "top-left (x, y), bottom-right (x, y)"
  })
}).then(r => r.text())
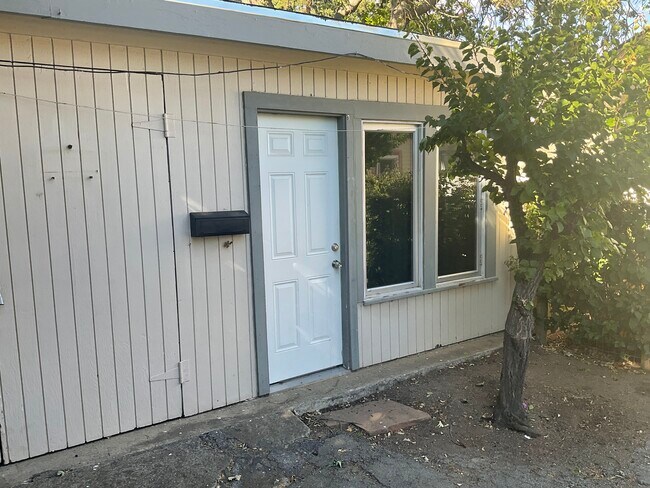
top-left (546, 199), bottom-right (650, 356)
top-left (438, 171), bottom-right (479, 276)
top-left (365, 132), bottom-right (414, 288)
top-left (232, 0), bottom-right (485, 35)
top-left (412, 0), bottom-right (649, 431)
top-left (413, 0), bottom-right (648, 285)
top-left (365, 170), bottom-right (413, 287)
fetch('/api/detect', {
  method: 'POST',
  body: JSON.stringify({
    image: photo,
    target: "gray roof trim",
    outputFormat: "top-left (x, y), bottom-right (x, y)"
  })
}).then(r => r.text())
top-left (0, 0), bottom-right (463, 65)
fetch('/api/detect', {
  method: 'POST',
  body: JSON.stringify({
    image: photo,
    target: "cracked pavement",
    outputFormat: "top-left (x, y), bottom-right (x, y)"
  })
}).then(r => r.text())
top-left (14, 409), bottom-right (647, 488)
top-left (17, 413), bottom-right (459, 488)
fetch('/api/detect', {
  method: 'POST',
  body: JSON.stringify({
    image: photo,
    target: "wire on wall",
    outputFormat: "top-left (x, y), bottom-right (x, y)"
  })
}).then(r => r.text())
top-left (0, 91), bottom-right (431, 133)
top-left (0, 51), bottom-right (411, 77)
top-left (0, 50), bottom-right (427, 132)
top-left (0, 47), bottom-right (430, 132)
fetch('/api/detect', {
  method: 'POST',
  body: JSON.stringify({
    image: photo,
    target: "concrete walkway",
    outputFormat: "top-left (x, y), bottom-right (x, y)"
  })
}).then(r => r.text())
top-left (0, 334), bottom-right (502, 488)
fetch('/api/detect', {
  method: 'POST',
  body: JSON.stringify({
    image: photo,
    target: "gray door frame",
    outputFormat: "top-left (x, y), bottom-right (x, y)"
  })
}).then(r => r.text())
top-left (243, 92), bottom-right (448, 396)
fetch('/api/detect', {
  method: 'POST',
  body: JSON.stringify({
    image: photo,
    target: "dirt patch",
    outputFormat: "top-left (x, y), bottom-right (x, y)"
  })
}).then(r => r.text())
top-left (8, 344), bottom-right (647, 488)
top-left (303, 346), bottom-right (650, 487)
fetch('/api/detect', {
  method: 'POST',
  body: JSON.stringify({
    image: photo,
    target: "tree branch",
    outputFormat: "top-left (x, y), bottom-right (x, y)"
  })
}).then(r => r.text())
top-left (459, 137), bottom-right (507, 188)
top-left (411, 0), bottom-right (456, 17)
top-left (503, 155), bottom-right (518, 196)
top-left (334, 0), bottom-right (364, 19)
top-left (242, 0), bottom-right (276, 7)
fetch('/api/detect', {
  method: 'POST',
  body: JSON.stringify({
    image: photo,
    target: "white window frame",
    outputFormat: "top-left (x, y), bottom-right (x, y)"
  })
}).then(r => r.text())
top-left (435, 144), bottom-right (487, 285)
top-left (362, 121), bottom-right (424, 299)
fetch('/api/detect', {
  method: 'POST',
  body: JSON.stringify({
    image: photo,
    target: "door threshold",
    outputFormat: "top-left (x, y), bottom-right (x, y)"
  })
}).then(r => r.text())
top-left (270, 366), bottom-right (349, 394)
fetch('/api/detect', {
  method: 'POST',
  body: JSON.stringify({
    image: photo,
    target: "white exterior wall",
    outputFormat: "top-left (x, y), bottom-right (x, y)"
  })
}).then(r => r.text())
top-left (0, 14), bottom-right (515, 463)
top-left (0, 23), bottom-right (186, 463)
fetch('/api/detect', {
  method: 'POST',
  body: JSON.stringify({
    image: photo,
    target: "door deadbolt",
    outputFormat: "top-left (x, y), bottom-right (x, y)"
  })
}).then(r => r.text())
top-left (331, 243), bottom-right (340, 252)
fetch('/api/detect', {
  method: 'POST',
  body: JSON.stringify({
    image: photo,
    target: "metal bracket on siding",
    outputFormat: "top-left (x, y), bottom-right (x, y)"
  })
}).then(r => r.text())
top-left (150, 360), bottom-right (190, 384)
top-left (132, 113), bottom-right (175, 138)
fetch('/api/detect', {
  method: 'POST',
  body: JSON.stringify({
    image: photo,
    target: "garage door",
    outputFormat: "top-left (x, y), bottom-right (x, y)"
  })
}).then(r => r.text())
top-left (0, 35), bottom-right (182, 463)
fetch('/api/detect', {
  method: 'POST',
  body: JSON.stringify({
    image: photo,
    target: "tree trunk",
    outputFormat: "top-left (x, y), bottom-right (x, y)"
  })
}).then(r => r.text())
top-left (494, 266), bottom-right (544, 436)
top-left (534, 294), bottom-right (548, 346)
top-left (641, 352), bottom-right (650, 372)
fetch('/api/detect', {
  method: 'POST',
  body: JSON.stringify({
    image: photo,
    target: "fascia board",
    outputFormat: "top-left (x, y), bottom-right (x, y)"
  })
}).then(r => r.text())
top-left (0, 0), bottom-right (464, 65)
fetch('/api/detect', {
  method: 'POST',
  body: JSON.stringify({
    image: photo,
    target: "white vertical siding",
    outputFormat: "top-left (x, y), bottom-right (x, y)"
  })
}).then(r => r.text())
top-left (73, 39), bottom-right (119, 439)
top-left (0, 16), bottom-right (515, 463)
top-left (162, 50), bottom-right (200, 420)
top-left (0, 29), bottom-right (184, 463)
top-left (0, 32), bottom-right (36, 462)
top-left (92, 41), bottom-right (137, 435)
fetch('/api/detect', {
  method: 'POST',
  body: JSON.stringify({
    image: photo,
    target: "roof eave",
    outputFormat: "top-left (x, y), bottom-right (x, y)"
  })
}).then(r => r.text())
top-left (0, 0), bottom-right (463, 65)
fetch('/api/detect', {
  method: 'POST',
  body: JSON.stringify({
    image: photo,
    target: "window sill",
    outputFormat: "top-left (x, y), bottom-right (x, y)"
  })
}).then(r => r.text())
top-left (432, 275), bottom-right (498, 291)
top-left (362, 276), bottom-right (498, 306)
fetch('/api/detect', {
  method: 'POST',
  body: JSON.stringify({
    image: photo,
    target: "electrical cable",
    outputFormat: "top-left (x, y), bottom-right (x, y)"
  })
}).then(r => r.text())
top-left (0, 49), bottom-right (429, 133)
top-left (0, 51), bottom-right (411, 77)
top-left (0, 91), bottom-right (433, 132)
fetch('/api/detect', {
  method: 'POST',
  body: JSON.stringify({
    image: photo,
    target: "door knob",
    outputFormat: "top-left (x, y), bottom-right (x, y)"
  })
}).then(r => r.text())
top-left (331, 259), bottom-right (343, 269)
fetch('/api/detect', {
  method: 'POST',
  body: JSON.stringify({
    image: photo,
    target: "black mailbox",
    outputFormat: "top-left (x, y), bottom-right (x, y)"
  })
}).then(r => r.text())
top-left (190, 211), bottom-right (250, 237)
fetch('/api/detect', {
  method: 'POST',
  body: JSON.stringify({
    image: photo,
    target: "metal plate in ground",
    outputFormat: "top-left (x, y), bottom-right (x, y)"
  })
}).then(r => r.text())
top-left (321, 399), bottom-right (431, 435)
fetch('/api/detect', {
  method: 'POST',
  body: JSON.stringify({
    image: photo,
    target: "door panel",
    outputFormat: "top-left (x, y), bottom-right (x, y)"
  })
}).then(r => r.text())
top-left (270, 174), bottom-right (297, 258)
top-left (305, 172), bottom-right (329, 253)
top-left (273, 280), bottom-right (300, 351)
top-left (0, 37), bottom-right (181, 462)
top-left (258, 114), bottom-right (343, 384)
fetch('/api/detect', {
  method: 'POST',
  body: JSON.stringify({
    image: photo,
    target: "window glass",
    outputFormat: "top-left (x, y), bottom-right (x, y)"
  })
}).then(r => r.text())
top-left (438, 144), bottom-right (479, 277)
top-left (365, 130), bottom-right (414, 289)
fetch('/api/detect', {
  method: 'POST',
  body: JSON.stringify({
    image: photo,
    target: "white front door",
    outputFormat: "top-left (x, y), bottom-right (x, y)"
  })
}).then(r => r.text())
top-left (258, 113), bottom-right (343, 384)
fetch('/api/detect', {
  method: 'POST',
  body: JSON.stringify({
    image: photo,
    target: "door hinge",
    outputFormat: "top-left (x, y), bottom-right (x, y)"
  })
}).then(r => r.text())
top-left (150, 360), bottom-right (190, 384)
top-left (132, 113), bottom-right (175, 138)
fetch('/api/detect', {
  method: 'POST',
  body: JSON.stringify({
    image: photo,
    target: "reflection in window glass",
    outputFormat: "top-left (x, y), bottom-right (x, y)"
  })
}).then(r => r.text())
top-left (438, 144), bottom-right (478, 277)
top-left (365, 131), bottom-right (414, 289)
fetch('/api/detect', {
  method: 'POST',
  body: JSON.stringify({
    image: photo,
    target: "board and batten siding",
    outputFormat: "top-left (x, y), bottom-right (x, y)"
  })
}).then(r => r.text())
top-left (0, 14), bottom-right (514, 464)
top-left (0, 30), bottom-right (186, 463)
